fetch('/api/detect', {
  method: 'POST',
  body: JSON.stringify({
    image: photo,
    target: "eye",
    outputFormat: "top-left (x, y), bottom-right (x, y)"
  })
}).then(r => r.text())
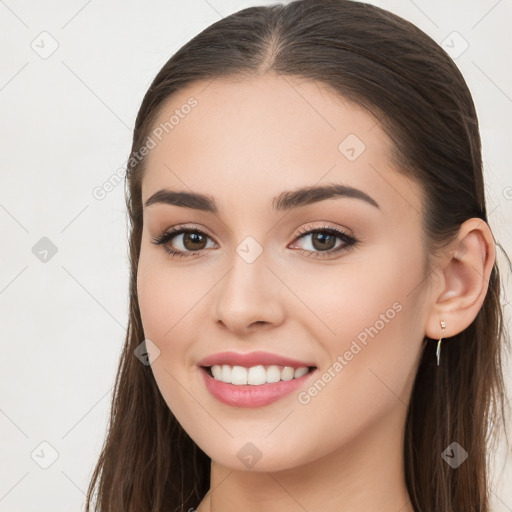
top-left (288, 224), bottom-right (358, 258)
top-left (151, 225), bottom-right (216, 258)
top-left (151, 223), bottom-right (358, 259)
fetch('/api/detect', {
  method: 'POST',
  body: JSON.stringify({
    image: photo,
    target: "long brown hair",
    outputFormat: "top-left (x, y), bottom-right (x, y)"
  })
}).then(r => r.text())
top-left (85, 1), bottom-right (511, 510)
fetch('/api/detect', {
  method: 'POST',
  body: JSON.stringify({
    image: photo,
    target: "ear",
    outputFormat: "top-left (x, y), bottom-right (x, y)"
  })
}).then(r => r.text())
top-left (424, 218), bottom-right (496, 340)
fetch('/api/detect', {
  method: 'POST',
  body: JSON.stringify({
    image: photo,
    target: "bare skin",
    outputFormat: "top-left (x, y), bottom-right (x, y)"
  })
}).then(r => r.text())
top-left (136, 74), bottom-right (495, 512)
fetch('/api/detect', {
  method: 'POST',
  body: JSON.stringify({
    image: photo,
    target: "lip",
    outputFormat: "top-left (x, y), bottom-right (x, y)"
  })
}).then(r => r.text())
top-left (197, 350), bottom-right (316, 369)
top-left (199, 366), bottom-right (318, 408)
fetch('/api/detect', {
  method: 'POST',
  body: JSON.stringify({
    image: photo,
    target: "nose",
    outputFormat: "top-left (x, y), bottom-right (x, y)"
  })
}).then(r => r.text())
top-left (214, 247), bottom-right (286, 335)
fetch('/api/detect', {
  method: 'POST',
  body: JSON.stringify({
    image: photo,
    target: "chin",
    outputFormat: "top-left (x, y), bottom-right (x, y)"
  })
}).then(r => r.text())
top-left (202, 438), bottom-right (312, 473)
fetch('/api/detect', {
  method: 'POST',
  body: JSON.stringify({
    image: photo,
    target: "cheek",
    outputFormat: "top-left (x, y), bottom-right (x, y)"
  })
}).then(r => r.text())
top-left (286, 255), bottom-right (411, 345)
top-left (137, 251), bottom-right (201, 343)
top-left (136, 255), bottom-right (205, 416)
top-left (136, 255), bottom-right (200, 402)
top-left (283, 256), bottom-right (425, 456)
top-left (293, 242), bottom-right (426, 386)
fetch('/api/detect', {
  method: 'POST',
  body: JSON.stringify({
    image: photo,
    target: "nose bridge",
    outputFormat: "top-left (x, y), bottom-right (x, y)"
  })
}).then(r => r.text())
top-left (214, 234), bottom-right (284, 331)
top-left (221, 236), bottom-right (269, 306)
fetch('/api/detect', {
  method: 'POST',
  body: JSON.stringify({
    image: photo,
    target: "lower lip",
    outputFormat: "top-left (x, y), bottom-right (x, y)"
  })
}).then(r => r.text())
top-left (199, 367), bottom-right (317, 408)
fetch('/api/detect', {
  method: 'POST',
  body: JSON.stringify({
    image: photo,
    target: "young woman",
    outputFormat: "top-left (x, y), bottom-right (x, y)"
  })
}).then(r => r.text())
top-left (85, 1), bottom-right (510, 510)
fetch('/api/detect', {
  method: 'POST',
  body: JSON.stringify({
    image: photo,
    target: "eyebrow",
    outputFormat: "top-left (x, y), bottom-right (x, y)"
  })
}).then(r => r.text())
top-left (143, 183), bottom-right (380, 212)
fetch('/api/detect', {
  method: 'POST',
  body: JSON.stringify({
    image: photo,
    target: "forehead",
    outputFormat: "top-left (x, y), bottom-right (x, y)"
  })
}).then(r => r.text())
top-left (141, 74), bottom-right (421, 218)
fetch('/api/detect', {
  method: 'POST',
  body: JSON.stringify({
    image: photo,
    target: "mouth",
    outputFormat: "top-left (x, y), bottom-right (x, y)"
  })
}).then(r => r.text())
top-left (199, 363), bottom-right (318, 408)
top-left (201, 364), bottom-right (317, 386)
top-left (197, 351), bottom-right (318, 407)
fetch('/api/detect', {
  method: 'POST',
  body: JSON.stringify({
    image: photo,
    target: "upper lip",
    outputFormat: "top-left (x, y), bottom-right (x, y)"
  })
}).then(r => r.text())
top-left (197, 351), bottom-right (316, 369)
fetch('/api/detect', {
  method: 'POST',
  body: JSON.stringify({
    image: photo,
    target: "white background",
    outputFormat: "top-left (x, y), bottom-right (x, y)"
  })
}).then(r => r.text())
top-left (0, 0), bottom-right (511, 510)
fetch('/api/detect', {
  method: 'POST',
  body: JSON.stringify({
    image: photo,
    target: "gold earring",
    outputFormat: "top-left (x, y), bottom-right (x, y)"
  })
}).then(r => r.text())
top-left (436, 320), bottom-right (446, 366)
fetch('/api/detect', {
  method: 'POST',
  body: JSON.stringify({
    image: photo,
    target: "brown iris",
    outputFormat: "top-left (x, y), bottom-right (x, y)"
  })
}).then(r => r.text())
top-left (311, 232), bottom-right (336, 251)
top-left (183, 232), bottom-right (208, 251)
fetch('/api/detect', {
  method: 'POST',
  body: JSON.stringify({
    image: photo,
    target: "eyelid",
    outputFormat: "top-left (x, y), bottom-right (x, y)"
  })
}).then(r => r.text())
top-left (293, 222), bottom-right (353, 239)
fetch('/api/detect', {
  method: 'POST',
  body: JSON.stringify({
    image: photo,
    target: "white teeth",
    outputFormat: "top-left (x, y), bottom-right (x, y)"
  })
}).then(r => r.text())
top-left (231, 366), bottom-right (247, 385)
top-left (294, 367), bottom-right (309, 378)
top-left (221, 365), bottom-right (231, 383)
top-left (247, 365), bottom-right (266, 385)
top-left (266, 365), bottom-right (281, 383)
top-left (209, 364), bottom-right (312, 385)
top-left (281, 366), bottom-right (295, 381)
top-left (211, 365), bottom-right (223, 380)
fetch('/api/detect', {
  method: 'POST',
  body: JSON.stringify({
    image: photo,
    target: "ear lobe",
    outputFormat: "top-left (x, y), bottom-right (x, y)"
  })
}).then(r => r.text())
top-left (424, 218), bottom-right (495, 340)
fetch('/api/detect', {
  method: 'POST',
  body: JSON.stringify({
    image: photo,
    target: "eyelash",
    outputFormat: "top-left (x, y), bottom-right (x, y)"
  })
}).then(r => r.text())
top-left (150, 224), bottom-right (358, 259)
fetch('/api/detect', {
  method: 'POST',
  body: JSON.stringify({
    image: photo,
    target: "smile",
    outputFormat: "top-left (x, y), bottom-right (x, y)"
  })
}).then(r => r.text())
top-left (206, 364), bottom-right (314, 385)
top-left (200, 365), bottom-right (318, 408)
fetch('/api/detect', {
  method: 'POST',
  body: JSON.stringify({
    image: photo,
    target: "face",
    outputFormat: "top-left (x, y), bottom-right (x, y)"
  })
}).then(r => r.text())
top-left (137, 74), bottom-right (431, 472)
